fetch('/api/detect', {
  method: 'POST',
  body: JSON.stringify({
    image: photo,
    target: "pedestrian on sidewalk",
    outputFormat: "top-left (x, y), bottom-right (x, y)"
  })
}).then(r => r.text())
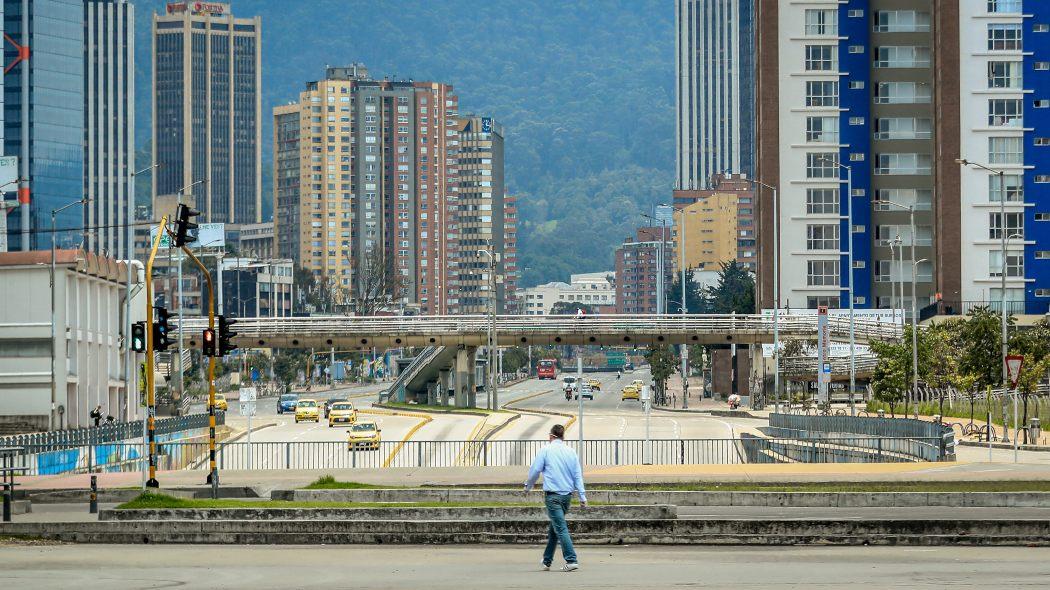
top-left (524, 423), bottom-right (586, 572)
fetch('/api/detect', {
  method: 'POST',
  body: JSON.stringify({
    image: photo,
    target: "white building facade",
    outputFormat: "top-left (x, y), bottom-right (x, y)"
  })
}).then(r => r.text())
top-left (522, 272), bottom-right (616, 316)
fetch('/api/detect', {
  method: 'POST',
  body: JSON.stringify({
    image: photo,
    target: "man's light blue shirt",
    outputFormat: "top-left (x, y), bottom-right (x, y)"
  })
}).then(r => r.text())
top-left (524, 439), bottom-right (586, 502)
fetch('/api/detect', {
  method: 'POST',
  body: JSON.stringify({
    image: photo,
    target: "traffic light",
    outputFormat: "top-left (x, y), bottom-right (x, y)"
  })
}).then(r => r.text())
top-left (201, 328), bottom-right (216, 357)
top-left (173, 203), bottom-right (200, 247)
top-left (218, 315), bottom-right (238, 356)
top-left (153, 306), bottom-right (175, 351)
top-left (130, 322), bottom-right (147, 353)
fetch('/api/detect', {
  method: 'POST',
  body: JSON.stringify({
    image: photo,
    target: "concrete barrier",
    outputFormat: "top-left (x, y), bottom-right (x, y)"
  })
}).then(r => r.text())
top-left (278, 488), bottom-right (1050, 508)
top-left (98, 504), bottom-right (675, 522)
top-left (2, 517), bottom-right (1048, 545)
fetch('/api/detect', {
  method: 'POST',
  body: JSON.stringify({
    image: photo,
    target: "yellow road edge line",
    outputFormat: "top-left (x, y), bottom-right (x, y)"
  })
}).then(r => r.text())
top-left (454, 415), bottom-right (491, 467)
top-left (381, 413), bottom-right (433, 468)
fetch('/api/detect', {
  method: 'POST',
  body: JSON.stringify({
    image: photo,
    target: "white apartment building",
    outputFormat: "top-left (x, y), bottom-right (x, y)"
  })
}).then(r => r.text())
top-left (522, 272), bottom-right (616, 316)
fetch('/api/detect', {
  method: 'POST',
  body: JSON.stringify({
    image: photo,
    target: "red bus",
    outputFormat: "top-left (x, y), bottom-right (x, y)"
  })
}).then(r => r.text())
top-left (536, 359), bottom-right (557, 380)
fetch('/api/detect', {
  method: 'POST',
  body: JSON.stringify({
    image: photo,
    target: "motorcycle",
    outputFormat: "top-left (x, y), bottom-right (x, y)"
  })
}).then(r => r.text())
top-left (565, 388), bottom-right (572, 401)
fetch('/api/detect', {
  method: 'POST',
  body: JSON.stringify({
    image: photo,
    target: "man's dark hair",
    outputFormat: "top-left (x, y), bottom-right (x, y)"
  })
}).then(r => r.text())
top-left (550, 424), bottom-right (565, 439)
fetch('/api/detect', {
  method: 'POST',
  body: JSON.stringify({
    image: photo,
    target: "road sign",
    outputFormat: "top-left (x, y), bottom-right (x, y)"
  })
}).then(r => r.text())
top-left (239, 401), bottom-right (256, 417)
top-left (1006, 355), bottom-right (1024, 389)
top-left (240, 386), bottom-right (257, 402)
top-left (816, 307), bottom-right (831, 402)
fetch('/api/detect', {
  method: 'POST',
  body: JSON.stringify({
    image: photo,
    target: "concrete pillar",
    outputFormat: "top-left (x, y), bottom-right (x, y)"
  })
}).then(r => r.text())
top-left (454, 347), bottom-right (475, 408)
top-left (439, 369), bottom-right (451, 406)
top-left (426, 382), bottom-right (438, 406)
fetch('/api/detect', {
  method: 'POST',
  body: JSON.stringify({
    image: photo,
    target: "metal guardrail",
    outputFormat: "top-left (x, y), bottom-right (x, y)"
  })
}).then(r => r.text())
top-left (769, 413), bottom-right (952, 461)
top-left (177, 314), bottom-right (904, 348)
top-left (0, 413), bottom-right (223, 451)
top-left (781, 355), bottom-right (879, 378)
top-left (8, 436), bottom-right (940, 475)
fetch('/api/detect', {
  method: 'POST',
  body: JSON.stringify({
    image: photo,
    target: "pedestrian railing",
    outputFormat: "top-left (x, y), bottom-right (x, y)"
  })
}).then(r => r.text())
top-left (769, 413), bottom-right (952, 461)
top-left (0, 413), bottom-right (224, 452)
top-left (7, 435), bottom-right (945, 475)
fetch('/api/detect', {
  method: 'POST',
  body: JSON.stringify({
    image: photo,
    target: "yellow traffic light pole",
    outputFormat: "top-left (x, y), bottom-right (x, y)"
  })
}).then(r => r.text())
top-left (143, 215), bottom-right (168, 488)
top-left (180, 245), bottom-right (219, 496)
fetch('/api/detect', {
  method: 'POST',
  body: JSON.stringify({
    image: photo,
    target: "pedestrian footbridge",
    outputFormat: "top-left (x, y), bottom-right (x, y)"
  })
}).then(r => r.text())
top-left (178, 314), bottom-right (901, 350)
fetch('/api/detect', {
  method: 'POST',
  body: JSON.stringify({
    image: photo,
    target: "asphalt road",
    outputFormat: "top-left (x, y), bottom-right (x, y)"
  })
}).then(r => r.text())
top-left (1, 545), bottom-right (1045, 589)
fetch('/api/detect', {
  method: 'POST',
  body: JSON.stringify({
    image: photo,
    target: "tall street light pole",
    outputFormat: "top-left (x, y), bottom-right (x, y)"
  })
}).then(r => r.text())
top-left (677, 208), bottom-right (697, 409)
top-left (478, 249), bottom-right (498, 409)
top-left (127, 164), bottom-right (159, 425)
top-left (820, 156), bottom-right (857, 416)
top-left (874, 199), bottom-right (917, 415)
top-left (958, 159), bottom-right (1011, 399)
top-left (746, 179), bottom-right (779, 413)
top-left (51, 197), bottom-right (90, 430)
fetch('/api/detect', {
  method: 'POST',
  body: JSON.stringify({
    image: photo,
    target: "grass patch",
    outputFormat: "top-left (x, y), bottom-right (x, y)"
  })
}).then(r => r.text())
top-left (304, 475), bottom-right (397, 490)
top-left (115, 492), bottom-right (538, 510)
top-left (378, 402), bottom-right (494, 415)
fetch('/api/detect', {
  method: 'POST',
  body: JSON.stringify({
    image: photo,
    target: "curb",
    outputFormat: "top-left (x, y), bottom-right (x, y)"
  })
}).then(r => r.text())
top-left (959, 440), bottom-right (1050, 453)
top-left (372, 403), bottom-right (490, 417)
top-left (653, 406), bottom-right (760, 419)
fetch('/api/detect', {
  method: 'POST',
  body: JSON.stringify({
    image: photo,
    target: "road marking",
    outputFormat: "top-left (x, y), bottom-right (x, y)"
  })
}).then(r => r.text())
top-left (381, 413), bottom-right (433, 468)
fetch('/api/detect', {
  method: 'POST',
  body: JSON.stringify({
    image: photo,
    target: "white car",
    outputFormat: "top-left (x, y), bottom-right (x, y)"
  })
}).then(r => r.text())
top-left (562, 376), bottom-right (578, 394)
top-left (575, 384), bottom-right (595, 401)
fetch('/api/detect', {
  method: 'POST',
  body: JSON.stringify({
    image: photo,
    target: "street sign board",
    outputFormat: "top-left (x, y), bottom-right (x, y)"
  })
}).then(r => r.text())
top-left (150, 222), bottom-right (225, 250)
top-left (640, 385), bottom-right (651, 402)
top-left (239, 401), bottom-right (256, 417)
top-left (1006, 355), bottom-right (1024, 389)
top-left (240, 386), bottom-right (257, 402)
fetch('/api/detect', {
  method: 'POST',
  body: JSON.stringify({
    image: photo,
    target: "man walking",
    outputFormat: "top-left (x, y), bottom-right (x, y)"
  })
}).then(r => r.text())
top-left (524, 423), bottom-right (586, 572)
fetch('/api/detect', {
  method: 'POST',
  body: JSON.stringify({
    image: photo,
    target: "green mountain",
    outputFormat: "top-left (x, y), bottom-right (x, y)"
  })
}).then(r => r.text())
top-left (134, 0), bottom-right (674, 286)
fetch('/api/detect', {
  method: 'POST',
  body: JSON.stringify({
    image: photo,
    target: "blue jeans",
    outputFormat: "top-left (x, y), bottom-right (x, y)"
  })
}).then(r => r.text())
top-left (543, 492), bottom-right (577, 565)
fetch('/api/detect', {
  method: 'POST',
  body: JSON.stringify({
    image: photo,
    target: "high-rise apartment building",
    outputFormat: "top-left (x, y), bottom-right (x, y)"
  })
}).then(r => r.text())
top-left (84, 0), bottom-right (134, 259)
top-left (676, 0), bottom-right (755, 190)
top-left (4, 0), bottom-right (85, 252)
top-left (503, 194), bottom-right (521, 313)
top-left (755, 1), bottom-right (1049, 316)
top-left (673, 173), bottom-right (756, 272)
top-left (274, 65), bottom-right (461, 315)
top-left (615, 227), bottom-right (674, 314)
top-left (152, 2), bottom-right (261, 226)
top-left (452, 115), bottom-right (508, 314)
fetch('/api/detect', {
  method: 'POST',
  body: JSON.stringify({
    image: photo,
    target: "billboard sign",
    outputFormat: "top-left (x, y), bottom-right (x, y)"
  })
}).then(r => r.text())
top-left (150, 222), bottom-right (225, 251)
top-left (0, 157), bottom-right (17, 188)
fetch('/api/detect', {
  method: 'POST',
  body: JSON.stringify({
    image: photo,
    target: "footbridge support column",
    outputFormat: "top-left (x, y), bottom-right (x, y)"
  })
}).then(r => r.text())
top-left (439, 369), bottom-right (451, 406)
top-left (454, 347), bottom-right (477, 408)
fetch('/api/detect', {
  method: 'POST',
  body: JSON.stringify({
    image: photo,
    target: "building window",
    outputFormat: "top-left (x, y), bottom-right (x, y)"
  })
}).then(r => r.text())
top-left (1037, 175), bottom-right (1050, 183)
top-left (988, 0), bottom-right (1022, 13)
top-left (874, 81), bottom-right (931, 104)
top-left (875, 117), bottom-right (932, 139)
top-left (988, 24), bottom-right (1022, 51)
top-left (806, 81), bottom-right (839, 107)
top-left (849, 116), bottom-right (865, 125)
top-left (807, 260), bottom-right (840, 287)
top-left (874, 46), bottom-right (931, 68)
top-left (1036, 62), bottom-right (1050, 71)
top-left (806, 116), bottom-right (839, 143)
top-left (1038, 138), bottom-right (1050, 146)
top-left (989, 212), bottom-right (1024, 239)
top-left (849, 46), bottom-right (864, 54)
top-left (874, 10), bottom-right (931, 33)
top-left (987, 61), bottom-right (1023, 88)
top-left (989, 99), bottom-right (1024, 127)
top-left (806, 153), bottom-right (839, 178)
top-left (1036, 100), bottom-right (1050, 109)
top-left (848, 9), bottom-right (864, 18)
top-left (876, 188), bottom-right (933, 211)
top-left (1036, 251), bottom-right (1050, 259)
top-left (805, 45), bottom-right (837, 71)
top-left (807, 224), bottom-right (840, 251)
top-left (1036, 24), bottom-right (1050, 33)
top-left (989, 174), bottom-right (1025, 202)
top-left (807, 296), bottom-right (840, 309)
top-left (989, 137), bottom-right (1023, 165)
top-left (1036, 213), bottom-right (1050, 221)
top-left (805, 9), bottom-right (838, 36)
top-left (989, 250), bottom-right (1025, 278)
top-left (875, 153), bottom-right (932, 175)
top-left (849, 81), bottom-right (865, 90)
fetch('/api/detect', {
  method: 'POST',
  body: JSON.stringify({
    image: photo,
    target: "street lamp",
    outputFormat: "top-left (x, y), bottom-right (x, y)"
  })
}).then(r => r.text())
top-left (51, 197), bottom-right (90, 430)
top-left (957, 159), bottom-right (1013, 399)
top-left (744, 178), bottom-right (780, 413)
top-left (478, 249), bottom-right (498, 410)
top-left (675, 208), bottom-right (699, 409)
top-left (819, 156), bottom-right (857, 416)
top-left (873, 199), bottom-right (918, 415)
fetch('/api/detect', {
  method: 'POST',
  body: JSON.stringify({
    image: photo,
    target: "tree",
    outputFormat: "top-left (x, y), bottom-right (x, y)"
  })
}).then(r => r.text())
top-left (1008, 318), bottom-right (1050, 442)
top-left (350, 248), bottom-right (405, 316)
top-left (697, 261), bottom-right (755, 314)
top-left (667, 270), bottom-right (704, 314)
top-left (959, 306), bottom-right (1013, 389)
top-left (293, 265), bottom-right (339, 314)
top-left (644, 344), bottom-right (679, 404)
top-left (549, 301), bottom-right (596, 315)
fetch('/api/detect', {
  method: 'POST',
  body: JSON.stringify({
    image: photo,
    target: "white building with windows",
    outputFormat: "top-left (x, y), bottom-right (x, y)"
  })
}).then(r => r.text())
top-left (522, 272), bottom-right (616, 315)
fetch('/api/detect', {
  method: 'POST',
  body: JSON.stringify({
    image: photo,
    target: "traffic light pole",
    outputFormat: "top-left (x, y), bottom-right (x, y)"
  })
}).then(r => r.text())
top-left (143, 215), bottom-right (169, 488)
top-left (181, 245), bottom-right (218, 498)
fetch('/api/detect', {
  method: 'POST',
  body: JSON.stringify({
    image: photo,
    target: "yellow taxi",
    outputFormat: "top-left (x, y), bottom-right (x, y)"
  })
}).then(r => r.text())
top-left (213, 393), bottom-right (228, 412)
top-left (327, 402), bottom-right (358, 428)
top-left (294, 398), bottom-right (320, 423)
top-left (347, 421), bottom-right (381, 450)
top-left (631, 379), bottom-right (645, 389)
top-left (621, 385), bottom-right (640, 401)
top-left (586, 378), bottom-right (602, 391)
